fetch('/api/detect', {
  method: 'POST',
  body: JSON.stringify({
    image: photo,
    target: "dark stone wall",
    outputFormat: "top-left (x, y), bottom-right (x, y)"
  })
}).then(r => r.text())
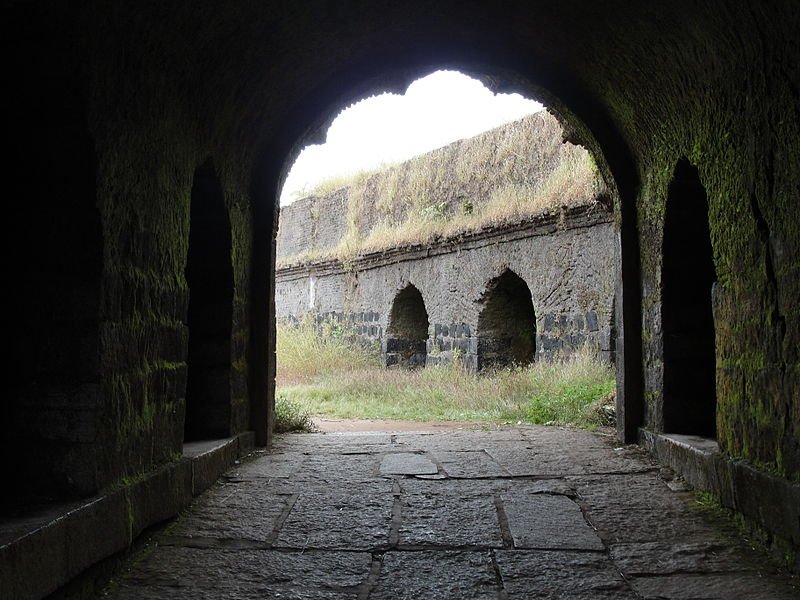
top-left (3, 0), bottom-right (798, 572)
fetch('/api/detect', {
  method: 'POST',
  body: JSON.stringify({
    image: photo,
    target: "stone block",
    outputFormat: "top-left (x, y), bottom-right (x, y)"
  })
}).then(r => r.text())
top-left (189, 437), bottom-right (240, 496)
top-left (126, 460), bottom-right (193, 540)
top-left (730, 460), bottom-right (800, 546)
top-left (64, 493), bottom-right (129, 579)
top-left (495, 550), bottom-right (639, 599)
top-left (372, 551), bottom-right (497, 599)
top-left (0, 514), bottom-right (68, 600)
top-left (501, 493), bottom-right (605, 550)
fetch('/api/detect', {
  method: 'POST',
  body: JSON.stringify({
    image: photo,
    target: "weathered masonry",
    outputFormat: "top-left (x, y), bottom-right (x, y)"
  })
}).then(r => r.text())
top-left (276, 112), bottom-right (615, 370)
top-left (276, 206), bottom-right (616, 370)
top-left (3, 2), bottom-right (800, 597)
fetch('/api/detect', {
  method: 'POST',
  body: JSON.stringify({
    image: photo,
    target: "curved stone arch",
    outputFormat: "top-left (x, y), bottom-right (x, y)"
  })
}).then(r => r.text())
top-left (248, 44), bottom-right (639, 443)
top-left (475, 268), bottom-right (537, 371)
top-left (383, 282), bottom-right (430, 368)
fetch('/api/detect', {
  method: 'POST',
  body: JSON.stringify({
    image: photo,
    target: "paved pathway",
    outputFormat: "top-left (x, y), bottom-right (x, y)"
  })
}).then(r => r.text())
top-left (107, 425), bottom-right (798, 599)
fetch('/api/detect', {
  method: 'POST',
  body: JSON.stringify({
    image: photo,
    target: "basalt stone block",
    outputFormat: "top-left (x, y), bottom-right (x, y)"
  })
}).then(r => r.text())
top-left (372, 551), bottom-right (498, 599)
top-left (188, 437), bottom-right (240, 496)
top-left (0, 511), bottom-right (69, 600)
top-left (125, 461), bottom-right (193, 540)
top-left (64, 493), bottom-right (129, 580)
top-left (730, 460), bottom-right (800, 546)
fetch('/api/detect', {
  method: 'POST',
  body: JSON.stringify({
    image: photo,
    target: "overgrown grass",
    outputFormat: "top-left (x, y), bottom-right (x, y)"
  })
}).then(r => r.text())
top-left (274, 394), bottom-right (315, 433)
top-left (277, 112), bottom-right (608, 269)
top-left (276, 320), bottom-right (616, 429)
top-left (276, 317), bottom-right (380, 383)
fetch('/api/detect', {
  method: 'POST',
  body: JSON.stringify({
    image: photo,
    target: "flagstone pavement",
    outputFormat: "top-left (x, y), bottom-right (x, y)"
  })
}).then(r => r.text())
top-left (105, 425), bottom-right (799, 599)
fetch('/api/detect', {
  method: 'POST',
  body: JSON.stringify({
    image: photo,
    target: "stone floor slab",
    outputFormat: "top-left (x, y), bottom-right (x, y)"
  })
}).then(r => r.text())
top-left (274, 491), bottom-right (394, 550)
top-left (484, 447), bottom-right (587, 476)
top-left (495, 550), bottom-right (639, 599)
top-left (370, 550), bottom-right (498, 599)
top-left (399, 491), bottom-right (503, 548)
top-left (168, 485), bottom-right (291, 543)
top-left (110, 546), bottom-right (372, 599)
top-left (609, 541), bottom-right (774, 576)
top-left (629, 573), bottom-right (800, 599)
top-left (104, 425), bottom-right (799, 599)
top-left (502, 493), bottom-right (605, 550)
top-left (379, 453), bottom-right (438, 476)
top-left (432, 450), bottom-right (510, 478)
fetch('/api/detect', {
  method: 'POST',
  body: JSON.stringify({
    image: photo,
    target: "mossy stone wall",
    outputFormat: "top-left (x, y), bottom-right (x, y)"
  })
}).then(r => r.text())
top-left (5, 0), bottom-right (798, 500)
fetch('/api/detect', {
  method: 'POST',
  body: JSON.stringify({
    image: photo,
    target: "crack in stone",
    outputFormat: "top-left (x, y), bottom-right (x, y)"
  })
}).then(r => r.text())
top-left (493, 493), bottom-right (515, 549)
top-left (388, 479), bottom-right (403, 548)
top-left (490, 549), bottom-right (510, 600)
top-left (357, 552), bottom-right (384, 600)
top-left (266, 493), bottom-right (299, 545)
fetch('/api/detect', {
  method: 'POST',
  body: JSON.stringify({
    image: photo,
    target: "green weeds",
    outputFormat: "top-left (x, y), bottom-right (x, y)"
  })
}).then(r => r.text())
top-left (276, 320), bottom-right (615, 429)
top-left (274, 394), bottom-right (315, 433)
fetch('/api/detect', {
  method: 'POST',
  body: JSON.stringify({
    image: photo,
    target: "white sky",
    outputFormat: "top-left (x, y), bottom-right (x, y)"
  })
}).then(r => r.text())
top-left (280, 70), bottom-right (543, 205)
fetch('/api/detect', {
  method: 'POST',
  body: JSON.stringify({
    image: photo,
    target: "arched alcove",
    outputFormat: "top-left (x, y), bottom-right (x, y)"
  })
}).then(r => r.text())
top-left (477, 270), bottom-right (536, 371)
top-left (5, 87), bottom-right (103, 499)
top-left (384, 284), bottom-right (429, 368)
top-left (184, 160), bottom-right (235, 442)
top-left (662, 159), bottom-right (717, 438)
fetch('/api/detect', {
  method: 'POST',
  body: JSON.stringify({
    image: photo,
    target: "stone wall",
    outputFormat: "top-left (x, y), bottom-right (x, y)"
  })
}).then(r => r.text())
top-left (277, 191), bottom-right (350, 261)
top-left (276, 111), bottom-right (601, 264)
top-left (4, 3), bottom-right (800, 592)
top-left (276, 206), bottom-right (617, 369)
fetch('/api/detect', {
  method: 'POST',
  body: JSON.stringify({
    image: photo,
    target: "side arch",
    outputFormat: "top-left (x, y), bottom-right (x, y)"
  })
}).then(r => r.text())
top-left (661, 158), bottom-right (717, 438)
top-left (476, 269), bottom-right (536, 371)
top-left (384, 284), bottom-right (430, 368)
top-left (184, 159), bottom-right (235, 441)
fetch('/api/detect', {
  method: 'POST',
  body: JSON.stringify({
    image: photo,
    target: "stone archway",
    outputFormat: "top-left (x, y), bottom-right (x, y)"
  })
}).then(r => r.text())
top-left (384, 284), bottom-right (430, 368)
top-left (184, 159), bottom-right (235, 442)
top-left (255, 55), bottom-right (639, 439)
top-left (476, 269), bottom-right (536, 371)
top-left (661, 159), bottom-right (717, 438)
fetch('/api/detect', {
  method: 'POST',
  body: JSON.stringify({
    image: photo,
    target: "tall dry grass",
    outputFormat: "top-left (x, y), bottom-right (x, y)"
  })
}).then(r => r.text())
top-left (275, 321), bottom-right (616, 428)
top-left (276, 317), bottom-right (380, 383)
top-left (277, 112), bottom-right (607, 269)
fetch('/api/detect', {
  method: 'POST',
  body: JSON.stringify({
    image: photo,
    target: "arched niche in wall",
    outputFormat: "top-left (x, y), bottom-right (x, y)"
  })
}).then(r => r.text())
top-left (477, 269), bottom-right (536, 371)
top-left (184, 159), bottom-right (235, 442)
top-left (661, 158), bottom-right (717, 438)
top-left (5, 84), bottom-right (103, 499)
top-left (384, 284), bottom-right (429, 368)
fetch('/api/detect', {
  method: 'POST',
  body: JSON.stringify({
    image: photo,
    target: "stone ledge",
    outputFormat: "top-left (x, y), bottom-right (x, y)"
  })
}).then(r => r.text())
top-left (276, 204), bottom-right (613, 280)
top-left (0, 432), bottom-right (255, 600)
top-left (640, 430), bottom-right (800, 560)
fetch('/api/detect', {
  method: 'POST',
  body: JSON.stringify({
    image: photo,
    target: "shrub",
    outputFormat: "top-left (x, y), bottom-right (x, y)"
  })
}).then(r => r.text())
top-left (274, 394), bottom-right (315, 433)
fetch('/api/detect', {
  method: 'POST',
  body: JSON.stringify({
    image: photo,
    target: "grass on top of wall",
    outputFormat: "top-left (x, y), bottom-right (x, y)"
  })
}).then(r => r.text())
top-left (275, 319), bottom-right (616, 430)
top-left (276, 112), bottom-right (608, 269)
